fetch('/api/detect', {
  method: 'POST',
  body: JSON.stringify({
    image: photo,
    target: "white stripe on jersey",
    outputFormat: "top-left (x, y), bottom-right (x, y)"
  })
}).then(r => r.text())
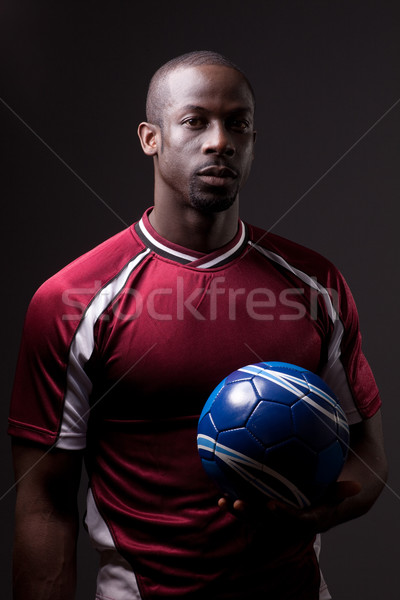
top-left (249, 242), bottom-right (362, 424)
top-left (85, 489), bottom-right (143, 600)
top-left (314, 534), bottom-right (333, 600)
top-left (56, 248), bottom-right (151, 449)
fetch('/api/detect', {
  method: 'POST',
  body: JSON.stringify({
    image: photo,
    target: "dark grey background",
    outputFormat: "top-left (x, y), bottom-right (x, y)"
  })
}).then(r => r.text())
top-left (1, 1), bottom-right (399, 598)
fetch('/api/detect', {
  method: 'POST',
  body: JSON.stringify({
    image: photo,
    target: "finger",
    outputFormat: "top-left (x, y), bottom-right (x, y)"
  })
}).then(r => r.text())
top-left (218, 497), bottom-right (229, 510)
top-left (232, 499), bottom-right (246, 512)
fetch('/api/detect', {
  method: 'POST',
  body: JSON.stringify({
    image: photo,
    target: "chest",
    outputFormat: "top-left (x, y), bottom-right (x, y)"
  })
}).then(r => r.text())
top-left (89, 258), bottom-right (327, 418)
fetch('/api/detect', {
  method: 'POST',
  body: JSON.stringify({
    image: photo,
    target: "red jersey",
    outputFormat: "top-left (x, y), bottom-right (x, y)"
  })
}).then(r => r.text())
top-left (9, 208), bottom-right (380, 599)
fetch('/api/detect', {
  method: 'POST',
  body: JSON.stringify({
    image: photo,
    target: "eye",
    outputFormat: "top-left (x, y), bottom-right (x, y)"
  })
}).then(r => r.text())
top-left (229, 118), bottom-right (250, 132)
top-left (182, 117), bottom-right (206, 129)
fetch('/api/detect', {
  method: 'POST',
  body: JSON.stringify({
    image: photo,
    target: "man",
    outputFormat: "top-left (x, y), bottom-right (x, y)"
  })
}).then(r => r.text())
top-left (9, 51), bottom-right (387, 599)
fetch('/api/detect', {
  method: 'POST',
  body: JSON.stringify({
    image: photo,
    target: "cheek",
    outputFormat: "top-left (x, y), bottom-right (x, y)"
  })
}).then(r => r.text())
top-left (241, 148), bottom-right (255, 176)
top-left (158, 146), bottom-right (193, 187)
top-left (162, 141), bottom-right (199, 173)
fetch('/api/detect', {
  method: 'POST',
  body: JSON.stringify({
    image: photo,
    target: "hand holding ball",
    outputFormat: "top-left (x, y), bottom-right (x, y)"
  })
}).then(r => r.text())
top-left (197, 362), bottom-right (350, 509)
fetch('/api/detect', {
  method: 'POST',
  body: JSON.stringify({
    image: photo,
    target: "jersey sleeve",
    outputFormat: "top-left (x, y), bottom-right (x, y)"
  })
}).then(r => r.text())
top-left (8, 277), bottom-right (92, 450)
top-left (319, 263), bottom-right (381, 423)
top-left (8, 227), bottom-right (149, 450)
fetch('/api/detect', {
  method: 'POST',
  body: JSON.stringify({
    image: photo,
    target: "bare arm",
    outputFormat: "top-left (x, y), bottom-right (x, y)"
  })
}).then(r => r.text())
top-left (331, 409), bottom-right (388, 525)
top-left (12, 439), bottom-right (83, 600)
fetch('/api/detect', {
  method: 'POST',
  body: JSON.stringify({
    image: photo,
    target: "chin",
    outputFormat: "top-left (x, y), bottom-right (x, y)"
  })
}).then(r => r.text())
top-left (189, 195), bottom-right (237, 214)
top-left (188, 182), bottom-right (238, 214)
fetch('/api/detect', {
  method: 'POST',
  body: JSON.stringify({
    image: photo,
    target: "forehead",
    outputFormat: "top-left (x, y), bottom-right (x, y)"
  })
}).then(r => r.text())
top-left (163, 65), bottom-right (254, 116)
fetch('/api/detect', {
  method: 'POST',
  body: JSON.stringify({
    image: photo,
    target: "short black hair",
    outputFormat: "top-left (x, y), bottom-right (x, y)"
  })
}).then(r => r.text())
top-left (146, 50), bottom-right (255, 126)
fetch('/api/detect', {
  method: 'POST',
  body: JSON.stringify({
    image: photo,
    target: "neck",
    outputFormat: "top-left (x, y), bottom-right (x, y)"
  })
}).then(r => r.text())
top-left (149, 201), bottom-right (240, 253)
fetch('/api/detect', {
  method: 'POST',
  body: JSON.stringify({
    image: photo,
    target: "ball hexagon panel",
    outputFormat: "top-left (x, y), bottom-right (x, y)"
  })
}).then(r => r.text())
top-left (211, 380), bottom-right (259, 431)
top-left (291, 396), bottom-right (338, 450)
top-left (225, 369), bottom-right (255, 384)
top-left (252, 373), bottom-right (306, 407)
top-left (217, 428), bottom-right (265, 463)
top-left (247, 400), bottom-right (293, 446)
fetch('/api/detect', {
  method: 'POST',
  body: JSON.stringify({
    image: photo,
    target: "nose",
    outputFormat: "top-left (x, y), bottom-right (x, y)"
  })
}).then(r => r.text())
top-left (202, 122), bottom-right (235, 156)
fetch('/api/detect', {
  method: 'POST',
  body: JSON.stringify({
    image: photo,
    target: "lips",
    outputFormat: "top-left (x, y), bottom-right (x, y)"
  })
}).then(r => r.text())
top-left (197, 165), bottom-right (238, 188)
top-left (197, 165), bottom-right (238, 179)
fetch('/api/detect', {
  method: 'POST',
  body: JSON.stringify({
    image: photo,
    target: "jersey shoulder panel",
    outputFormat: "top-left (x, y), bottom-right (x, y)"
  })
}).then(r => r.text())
top-left (247, 224), bottom-right (338, 281)
top-left (43, 225), bottom-right (145, 289)
top-left (26, 226), bottom-right (146, 328)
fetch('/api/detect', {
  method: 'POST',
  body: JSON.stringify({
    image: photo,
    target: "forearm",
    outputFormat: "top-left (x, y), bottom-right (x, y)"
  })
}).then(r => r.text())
top-left (13, 510), bottom-right (79, 600)
top-left (11, 441), bottom-right (83, 600)
top-left (313, 411), bottom-right (388, 532)
top-left (331, 422), bottom-right (388, 526)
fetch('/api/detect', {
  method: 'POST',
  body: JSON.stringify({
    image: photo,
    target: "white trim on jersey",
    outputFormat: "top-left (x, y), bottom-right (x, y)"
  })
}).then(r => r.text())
top-left (249, 242), bottom-right (362, 424)
top-left (56, 248), bottom-right (151, 450)
top-left (138, 214), bottom-right (247, 269)
top-left (138, 216), bottom-right (197, 262)
top-left (314, 534), bottom-right (332, 600)
top-left (85, 489), bottom-right (143, 600)
top-left (199, 221), bottom-right (246, 268)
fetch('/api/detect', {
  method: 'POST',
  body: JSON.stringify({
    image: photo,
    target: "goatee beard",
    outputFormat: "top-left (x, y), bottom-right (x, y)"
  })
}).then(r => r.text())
top-left (189, 178), bottom-right (238, 214)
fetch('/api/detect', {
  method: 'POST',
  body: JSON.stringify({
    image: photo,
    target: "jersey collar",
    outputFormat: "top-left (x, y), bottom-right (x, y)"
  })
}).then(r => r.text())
top-left (134, 208), bottom-right (248, 269)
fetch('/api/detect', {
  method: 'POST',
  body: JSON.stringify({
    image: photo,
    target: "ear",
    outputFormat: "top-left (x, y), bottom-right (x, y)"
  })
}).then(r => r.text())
top-left (137, 122), bottom-right (160, 156)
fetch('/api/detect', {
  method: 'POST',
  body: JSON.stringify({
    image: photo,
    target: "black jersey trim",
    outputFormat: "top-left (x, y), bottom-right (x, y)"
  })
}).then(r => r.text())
top-left (134, 222), bottom-right (194, 265)
top-left (135, 219), bottom-right (249, 269)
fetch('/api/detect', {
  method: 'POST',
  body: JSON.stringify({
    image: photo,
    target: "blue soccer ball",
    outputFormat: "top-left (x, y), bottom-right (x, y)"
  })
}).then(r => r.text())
top-left (197, 362), bottom-right (350, 508)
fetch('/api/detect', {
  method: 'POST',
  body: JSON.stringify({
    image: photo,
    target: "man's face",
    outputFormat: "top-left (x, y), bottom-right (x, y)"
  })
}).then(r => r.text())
top-left (154, 65), bottom-right (256, 213)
